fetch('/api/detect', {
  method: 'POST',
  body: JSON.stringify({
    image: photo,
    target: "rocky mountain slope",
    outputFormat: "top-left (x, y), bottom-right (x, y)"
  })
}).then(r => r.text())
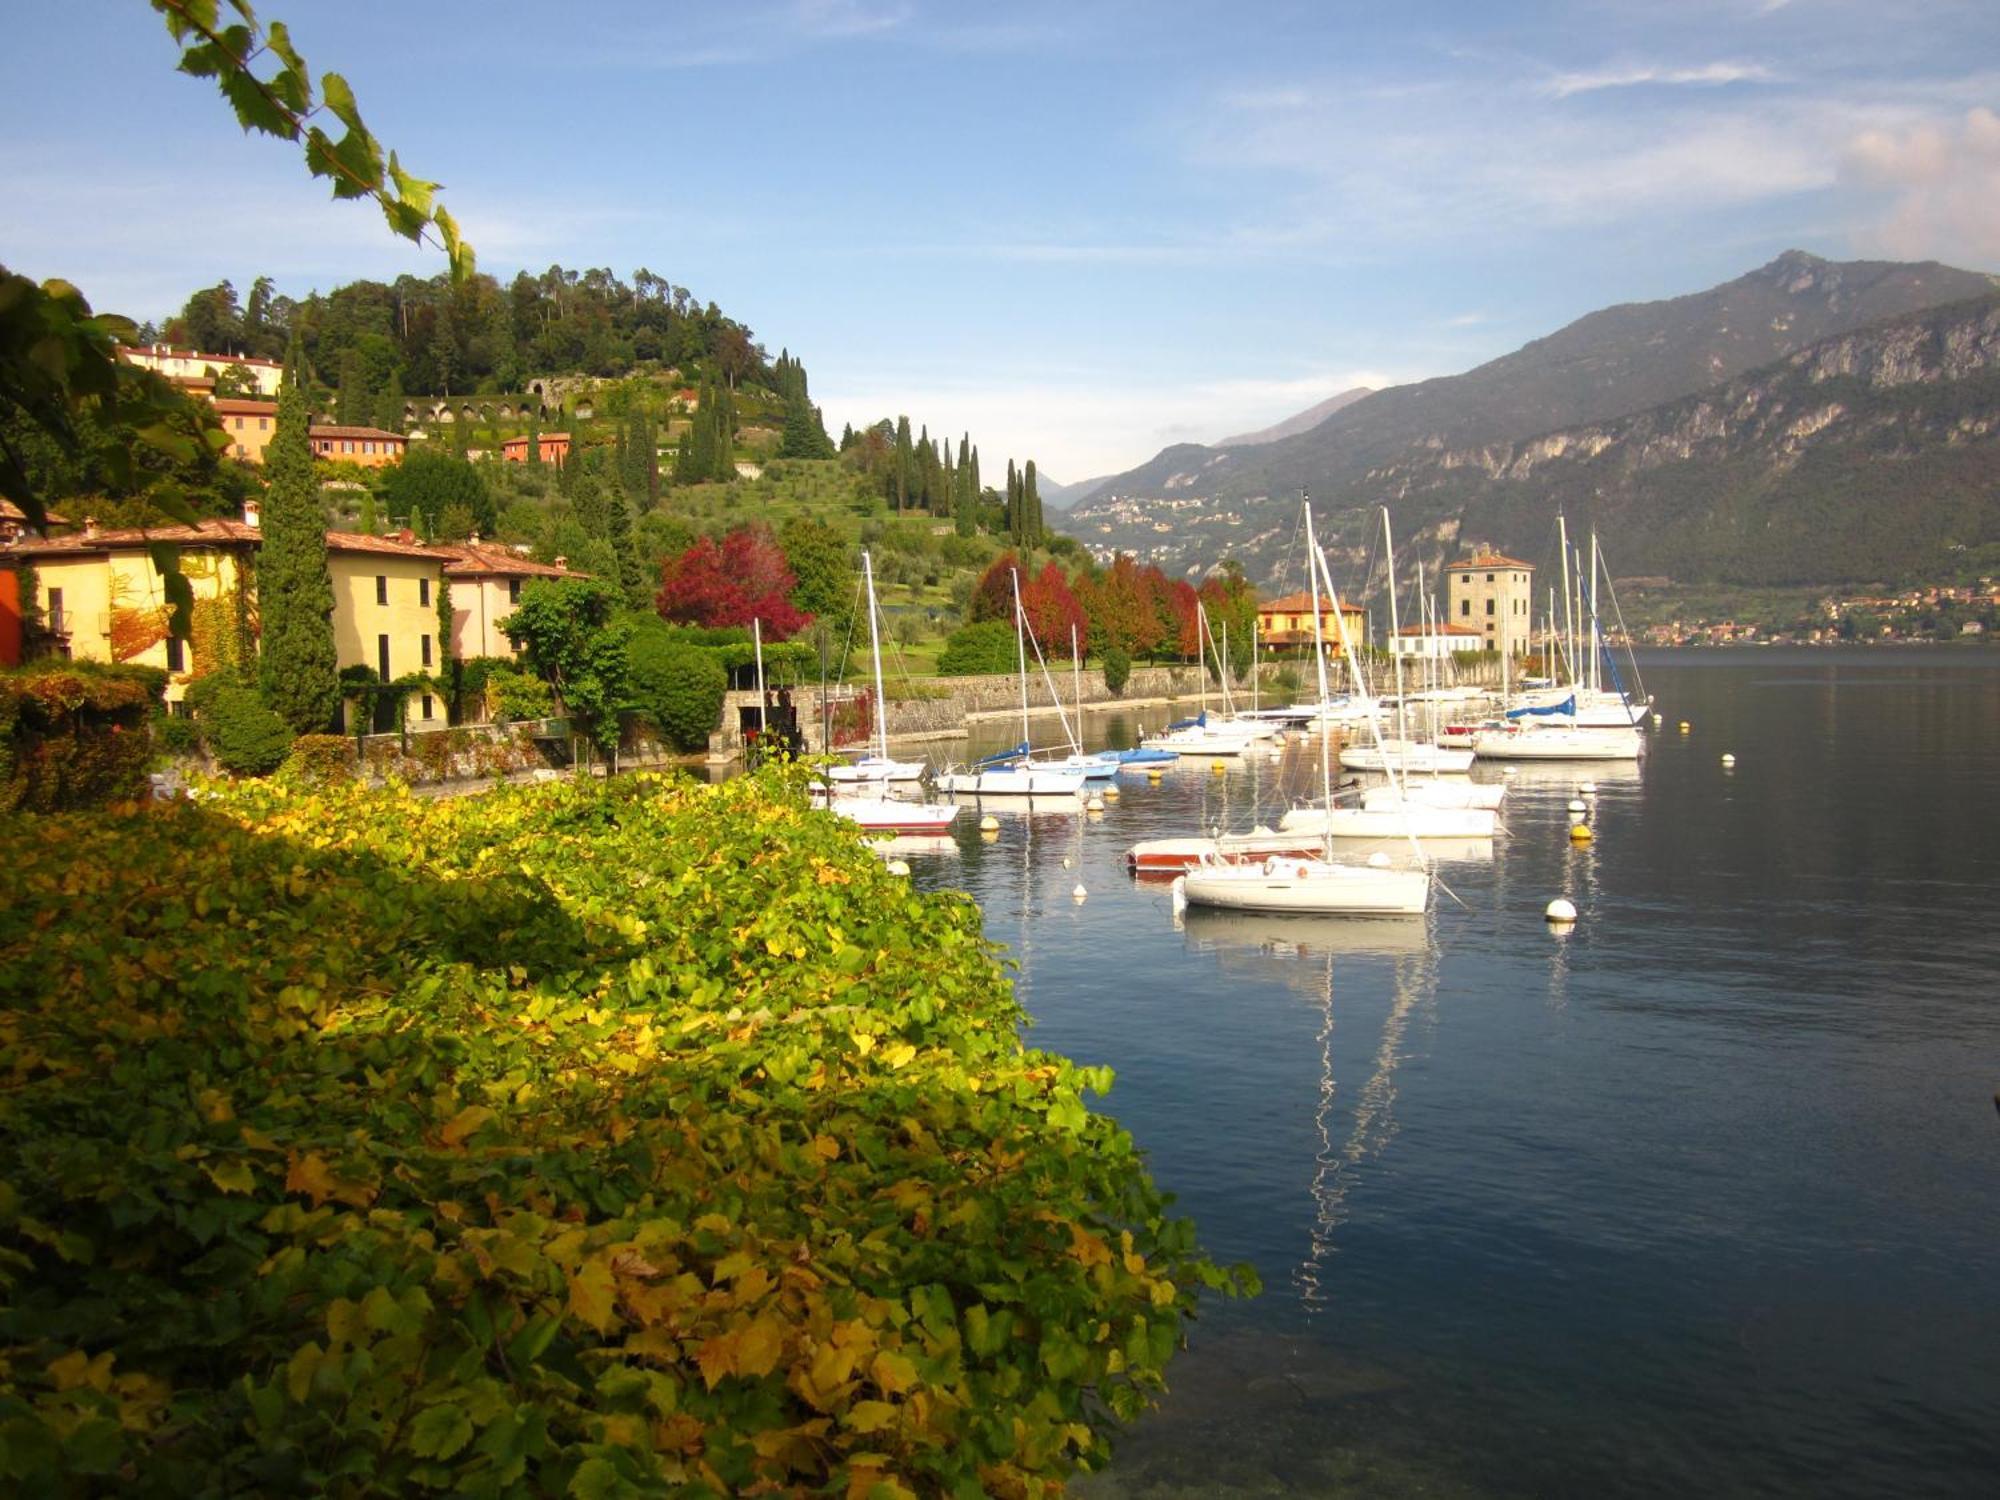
top-left (1060, 252), bottom-right (1999, 588)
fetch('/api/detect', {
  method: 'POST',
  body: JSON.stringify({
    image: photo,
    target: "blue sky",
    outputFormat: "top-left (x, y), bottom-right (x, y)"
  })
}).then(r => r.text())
top-left (4, 0), bottom-right (1998, 480)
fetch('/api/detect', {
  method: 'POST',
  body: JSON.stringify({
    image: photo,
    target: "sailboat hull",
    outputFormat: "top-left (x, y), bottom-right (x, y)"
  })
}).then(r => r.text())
top-left (1177, 858), bottom-right (1430, 916)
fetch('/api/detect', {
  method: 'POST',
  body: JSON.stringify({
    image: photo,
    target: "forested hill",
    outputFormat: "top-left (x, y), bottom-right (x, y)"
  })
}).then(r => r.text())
top-left (156, 265), bottom-right (772, 398)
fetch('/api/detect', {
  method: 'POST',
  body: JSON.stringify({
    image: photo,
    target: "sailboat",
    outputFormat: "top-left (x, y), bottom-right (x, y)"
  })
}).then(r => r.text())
top-left (935, 569), bottom-right (1088, 798)
top-left (1509, 520), bottom-right (1652, 729)
top-left (1171, 500), bottom-right (1430, 917)
top-left (1022, 625), bottom-right (1123, 779)
top-left (823, 551), bottom-right (929, 785)
top-left (1140, 601), bottom-right (1263, 756)
top-left (1339, 509), bottom-right (1474, 775)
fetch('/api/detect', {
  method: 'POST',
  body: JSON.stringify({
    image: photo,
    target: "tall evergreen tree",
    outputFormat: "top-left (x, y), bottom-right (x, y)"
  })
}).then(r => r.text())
top-left (1005, 459), bottom-right (1020, 543)
top-left (258, 348), bottom-right (342, 732)
top-left (451, 409), bottom-right (469, 459)
top-left (525, 409), bottom-right (543, 468)
top-left (336, 348), bottom-right (366, 428)
top-left (1024, 460), bottom-right (1042, 544)
top-left (954, 434), bottom-right (976, 536)
top-left (893, 416), bottom-right (913, 511)
top-left (606, 483), bottom-right (646, 608)
top-left (375, 369), bottom-right (406, 434)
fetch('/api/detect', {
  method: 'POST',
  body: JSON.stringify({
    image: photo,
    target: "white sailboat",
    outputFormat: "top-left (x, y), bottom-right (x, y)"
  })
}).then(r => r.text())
top-left (1340, 510), bottom-right (1474, 775)
top-left (824, 551), bottom-right (929, 785)
top-left (936, 570), bottom-right (1088, 798)
top-left (1174, 500), bottom-right (1430, 918)
top-left (1140, 601), bottom-right (1264, 757)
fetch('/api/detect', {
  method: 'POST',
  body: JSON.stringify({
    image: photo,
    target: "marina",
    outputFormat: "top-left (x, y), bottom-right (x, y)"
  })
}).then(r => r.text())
top-left (878, 647), bottom-right (2000, 1497)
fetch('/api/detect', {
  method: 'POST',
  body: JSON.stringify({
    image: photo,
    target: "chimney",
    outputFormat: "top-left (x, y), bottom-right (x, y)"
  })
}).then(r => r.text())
top-left (553, 555), bottom-right (568, 571)
top-left (242, 498), bottom-right (261, 529)
top-left (468, 532), bottom-right (481, 546)
top-left (83, 516), bottom-right (99, 539)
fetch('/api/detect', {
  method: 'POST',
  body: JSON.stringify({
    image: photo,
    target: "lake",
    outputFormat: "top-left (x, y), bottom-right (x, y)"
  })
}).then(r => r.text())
top-left (897, 647), bottom-right (2000, 1499)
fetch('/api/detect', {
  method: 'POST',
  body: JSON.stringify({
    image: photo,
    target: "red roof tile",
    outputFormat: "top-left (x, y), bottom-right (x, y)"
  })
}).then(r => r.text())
top-left (1446, 553), bottom-right (1534, 571)
top-left (1257, 591), bottom-right (1365, 613)
top-left (437, 543), bottom-right (585, 579)
top-left (325, 530), bottom-right (458, 560)
top-left (310, 425), bottom-right (407, 442)
top-left (1, 518), bottom-right (261, 556)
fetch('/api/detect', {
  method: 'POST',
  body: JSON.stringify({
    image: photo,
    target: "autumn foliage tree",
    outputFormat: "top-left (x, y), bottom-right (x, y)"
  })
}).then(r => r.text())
top-left (1020, 562), bottom-right (1086, 659)
top-left (655, 525), bottom-right (810, 638)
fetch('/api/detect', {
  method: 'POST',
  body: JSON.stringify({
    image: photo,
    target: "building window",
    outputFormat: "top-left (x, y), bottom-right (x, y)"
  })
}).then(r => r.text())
top-left (48, 587), bottom-right (65, 634)
top-left (1460, 598), bottom-right (1470, 617)
top-left (259, 417), bottom-right (268, 430)
top-left (377, 634), bottom-right (391, 680)
top-left (166, 635), bottom-right (185, 672)
top-left (1486, 573), bottom-right (1494, 582)
top-left (421, 633), bottom-right (432, 668)
top-left (343, 440), bottom-right (354, 454)
top-left (1486, 599), bottom-right (1495, 616)
top-left (509, 578), bottom-right (522, 605)
top-left (421, 694), bottom-right (435, 721)
top-left (376, 575), bottom-right (388, 605)
top-left (419, 577), bottom-right (430, 607)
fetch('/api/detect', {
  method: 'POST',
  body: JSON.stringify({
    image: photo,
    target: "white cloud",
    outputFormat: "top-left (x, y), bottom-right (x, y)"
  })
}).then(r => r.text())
top-left (1843, 106), bottom-right (2000, 261)
top-left (1544, 61), bottom-right (1776, 98)
top-left (816, 370), bottom-right (1413, 481)
top-left (791, 0), bottom-right (912, 38)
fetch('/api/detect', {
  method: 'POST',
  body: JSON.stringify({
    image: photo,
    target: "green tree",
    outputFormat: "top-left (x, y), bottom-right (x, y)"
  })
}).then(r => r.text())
top-left (625, 617), bottom-right (728, 750)
top-left (380, 448), bottom-right (494, 536)
top-left (524, 409), bottom-right (543, 468)
top-left (336, 347), bottom-right (366, 426)
top-left (779, 516), bottom-right (852, 638)
top-left (502, 577), bottom-right (630, 758)
top-left (257, 353), bottom-right (342, 733)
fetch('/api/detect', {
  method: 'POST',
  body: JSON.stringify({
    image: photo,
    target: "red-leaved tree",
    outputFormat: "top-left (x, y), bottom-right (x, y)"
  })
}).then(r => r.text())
top-left (1020, 562), bottom-right (1087, 658)
top-left (655, 525), bottom-right (810, 638)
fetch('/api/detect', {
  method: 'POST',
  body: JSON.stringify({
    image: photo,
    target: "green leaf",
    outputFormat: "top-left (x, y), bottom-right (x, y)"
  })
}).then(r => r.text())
top-left (387, 150), bottom-right (437, 215)
top-left (319, 70), bottom-right (363, 130)
top-left (408, 1401), bottom-right (473, 1460)
top-left (568, 1456), bottom-right (624, 1499)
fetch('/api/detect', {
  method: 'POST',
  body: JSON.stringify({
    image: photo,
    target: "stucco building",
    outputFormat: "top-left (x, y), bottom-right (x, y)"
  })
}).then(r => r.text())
top-left (310, 425), bottom-right (408, 467)
top-left (500, 432), bottom-right (572, 465)
top-left (1255, 592), bottom-right (1369, 650)
top-left (213, 397), bottom-right (279, 463)
top-left (1444, 552), bottom-right (1535, 658)
top-left (120, 345), bottom-right (284, 396)
top-left (438, 543), bottom-right (587, 660)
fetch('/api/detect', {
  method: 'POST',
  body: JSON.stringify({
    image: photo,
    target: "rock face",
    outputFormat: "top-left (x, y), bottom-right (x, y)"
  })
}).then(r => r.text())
top-left (1061, 252), bottom-right (2000, 588)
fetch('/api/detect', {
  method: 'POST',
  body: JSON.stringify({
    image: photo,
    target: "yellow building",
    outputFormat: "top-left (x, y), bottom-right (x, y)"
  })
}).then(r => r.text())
top-left (438, 542), bottom-right (587, 660)
top-left (1, 509), bottom-right (451, 728)
top-left (213, 397), bottom-right (279, 463)
top-left (310, 425), bottom-right (408, 467)
top-left (1445, 552), bottom-right (1536, 658)
top-left (1255, 592), bottom-right (1369, 649)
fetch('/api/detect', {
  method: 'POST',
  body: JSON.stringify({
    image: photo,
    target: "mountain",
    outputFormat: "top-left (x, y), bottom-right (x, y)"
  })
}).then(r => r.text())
top-left (1212, 386), bottom-right (1374, 448)
top-left (1038, 473), bottom-right (1116, 511)
top-left (1059, 251), bottom-right (2000, 587)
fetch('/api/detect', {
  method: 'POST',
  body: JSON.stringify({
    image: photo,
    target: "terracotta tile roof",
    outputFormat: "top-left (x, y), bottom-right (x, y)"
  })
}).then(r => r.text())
top-left (121, 347), bottom-right (282, 369)
top-left (1, 499), bottom-right (72, 527)
top-left (1258, 591), bottom-right (1365, 613)
top-left (1446, 553), bottom-right (1534, 571)
top-left (438, 543), bottom-right (585, 579)
top-left (310, 425), bottom-right (407, 441)
top-left (0, 517), bottom-right (261, 556)
top-left (500, 432), bottom-right (572, 445)
top-left (212, 397), bottom-right (278, 416)
top-left (326, 530), bottom-right (458, 560)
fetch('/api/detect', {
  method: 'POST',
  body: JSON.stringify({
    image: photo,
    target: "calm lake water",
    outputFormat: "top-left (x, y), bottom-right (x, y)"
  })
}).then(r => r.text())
top-left (896, 647), bottom-right (2000, 1498)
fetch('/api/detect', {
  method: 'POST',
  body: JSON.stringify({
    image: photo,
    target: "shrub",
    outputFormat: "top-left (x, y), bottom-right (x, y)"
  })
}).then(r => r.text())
top-left (627, 625), bottom-right (728, 751)
top-left (485, 665), bottom-right (553, 723)
top-left (1102, 644), bottom-right (1132, 696)
top-left (280, 732), bottom-right (356, 786)
top-left (204, 684), bottom-right (295, 776)
top-left (0, 662), bottom-right (162, 811)
top-left (152, 713), bottom-right (202, 757)
top-left (935, 619), bottom-right (1018, 675)
top-left (0, 773), bottom-right (1249, 1494)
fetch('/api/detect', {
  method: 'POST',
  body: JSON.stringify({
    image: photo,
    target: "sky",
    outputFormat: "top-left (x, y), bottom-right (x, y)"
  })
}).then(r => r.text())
top-left (4, 0), bottom-right (1998, 482)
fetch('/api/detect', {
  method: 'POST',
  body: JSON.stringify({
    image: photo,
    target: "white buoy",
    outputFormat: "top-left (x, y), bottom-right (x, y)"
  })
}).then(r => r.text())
top-left (1721, 753), bottom-right (1736, 767)
top-left (1367, 852), bottom-right (1390, 868)
top-left (1545, 897), bottom-right (1578, 923)
top-left (885, 859), bottom-right (911, 876)
top-left (1567, 799), bottom-right (1587, 813)
top-left (1072, 882), bottom-right (1088, 901)
top-left (1502, 765), bottom-right (1517, 777)
top-left (978, 814), bottom-right (1000, 832)
top-left (1061, 856), bottom-right (1073, 869)
top-left (1578, 780), bottom-right (1597, 795)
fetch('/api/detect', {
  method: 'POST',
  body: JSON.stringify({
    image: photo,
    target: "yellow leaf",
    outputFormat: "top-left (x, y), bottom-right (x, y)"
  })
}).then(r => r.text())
top-left (870, 1350), bottom-right (918, 1395)
top-left (1123, 1251), bottom-right (1147, 1275)
top-left (810, 1134), bottom-right (841, 1162)
top-left (1067, 1223), bottom-right (1112, 1268)
top-left (204, 1159), bottom-right (257, 1195)
top-left (711, 1250), bottom-right (754, 1283)
top-left (325, 1298), bottom-right (362, 1346)
top-left (196, 1088), bottom-right (234, 1123)
top-left (569, 1258), bottom-right (619, 1333)
top-left (735, 1314), bottom-right (785, 1379)
top-left (695, 1330), bottom-right (738, 1388)
top-left (846, 1399), bottom-right (898, 1434)
top-left (853, 1032), bottom-right (876, 1056)
top-left (880, 1042), bottom-right (917, 1070)
top-left (285, 1152), bottom-right (337, 1206)
top-left (48, 1349), bottom-right (114, 1393)
top-left (441, 1105), bottom-right (495, 1147)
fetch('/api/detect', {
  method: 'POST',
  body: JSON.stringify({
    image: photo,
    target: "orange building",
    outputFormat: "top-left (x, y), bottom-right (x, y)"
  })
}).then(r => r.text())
top-left (1255, 592), bottom-right (1369, 649)
top-left (500, 432), bottom-right (571, 464)
top-left (213, 397), bottom-right (279, 463)
top-left (310, 425), bottom-right (408, 467)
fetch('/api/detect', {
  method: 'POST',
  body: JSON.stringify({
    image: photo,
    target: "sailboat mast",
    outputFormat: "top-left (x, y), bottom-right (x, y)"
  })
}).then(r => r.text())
top-left (1071, 624), bottom-right (1084, 754)
top-left (1382, 507), bottom-right (1407, 743)
top-left (1589, 529), bottom-right (1600, 693)
top-left (862, 552), bottom-right (890, 761)
top-left (1012, 567), bottom-right (1029, 748)
top-left (1557, 515), bottom-right (1574, 690)
top-left (1252, 614), bottom-right (1260, 716)
top-left (1304, 505), bottom-right (1336, 861)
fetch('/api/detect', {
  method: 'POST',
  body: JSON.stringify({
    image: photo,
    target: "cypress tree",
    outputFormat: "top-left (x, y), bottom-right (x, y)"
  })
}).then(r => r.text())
top-left (1024, 460), bottom-right (1042, 544)
top-left (376, 369), bottom-right (406, 434)
top-left (607, 484), bottom-right (645, 608)
top-left (1006, 459), bottom-right (1020, 543)
top-left (893, 416), bottom-right (913, 512)
top-left (711, 382), bottom-right (738, 482)
top-left (258, 347), bottom-right (342, 732)
top-left (336, 348), bottom-right (366, 428)
top-left (525, 409), bottom-right (543, 468)
top-left (954, 434), bottom-right (975, 537)
top-left (451, 409), bottom-right (469, 459)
